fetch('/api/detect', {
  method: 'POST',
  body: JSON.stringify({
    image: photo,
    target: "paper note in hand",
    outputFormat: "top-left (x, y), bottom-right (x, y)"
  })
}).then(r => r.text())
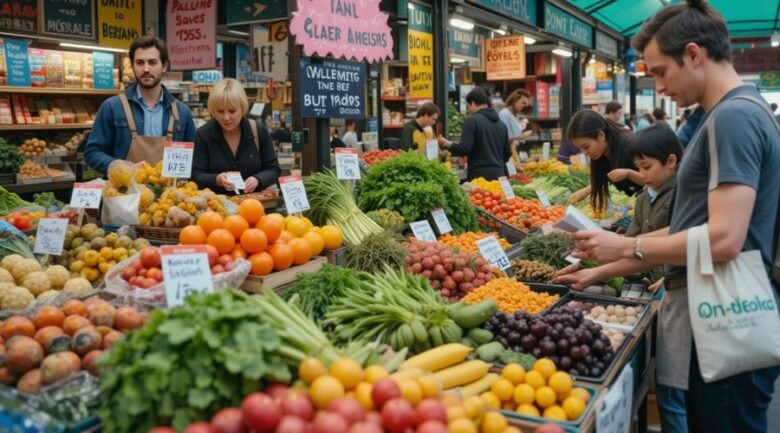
top-left (554, 205), bottom-right (602, 232)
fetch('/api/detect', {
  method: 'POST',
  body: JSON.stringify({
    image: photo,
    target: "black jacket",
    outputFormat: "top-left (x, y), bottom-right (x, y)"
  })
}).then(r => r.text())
top-left (192, 118), bottom-right (281, 194)
top-left (450, 108), bottom-right (510, 180)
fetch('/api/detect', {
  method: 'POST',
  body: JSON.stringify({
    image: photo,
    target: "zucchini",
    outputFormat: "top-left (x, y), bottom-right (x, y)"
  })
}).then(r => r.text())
top-left (475, 342), bottom-right (504, 362)
top-left (467, 328), bottom-right (494, 345)
top-left (449, 300), bottom-right (498, 329)
top-left (460, 337), bottom-right (477, 348)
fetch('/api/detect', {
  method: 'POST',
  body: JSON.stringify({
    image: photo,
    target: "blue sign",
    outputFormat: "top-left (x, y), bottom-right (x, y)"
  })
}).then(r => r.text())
top-left (299, 57), bottom-right (366, 119)
top-left (93, 51), bottom-right (114, 90)
top-left (236, 44), bottom-right (251, 83)
top-left (4, 39), bottom-right (30, 87)
top-left (544, 3), bottom-right (593, 48)
top-left (597, 81), bottom-right (614, 91)
top-left (475, 0), bottom-right (536, 25)
top-left (368, 118), bottom-right (378, 132)
top-left (192, 70), bottom-right (223, 84)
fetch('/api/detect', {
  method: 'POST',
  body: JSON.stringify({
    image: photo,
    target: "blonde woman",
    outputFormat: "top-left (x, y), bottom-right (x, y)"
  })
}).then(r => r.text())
top-left (192, 78), bottom-right (280, 194)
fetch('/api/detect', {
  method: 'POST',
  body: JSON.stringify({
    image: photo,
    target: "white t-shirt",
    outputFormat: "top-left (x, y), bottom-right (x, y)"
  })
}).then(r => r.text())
top-left (498, 108), bottom-right (524, 141)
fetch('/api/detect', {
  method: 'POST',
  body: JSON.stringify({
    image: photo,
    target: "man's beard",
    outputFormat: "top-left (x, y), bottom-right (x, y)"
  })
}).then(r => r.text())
top-left (136, 73), bottom-right (163, 89)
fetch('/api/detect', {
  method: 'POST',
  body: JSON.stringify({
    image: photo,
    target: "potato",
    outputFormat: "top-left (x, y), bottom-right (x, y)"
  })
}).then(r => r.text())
top-left (625, 316), bottom-right (637, 325)
top-left (597, 313), bottom-right (609, 322)
top-left (592, 306), bottom-right (606, 316)
top-left (606, 305), bottom-right (615, 314)
top-left (625, 307), bottom-right (637, 317)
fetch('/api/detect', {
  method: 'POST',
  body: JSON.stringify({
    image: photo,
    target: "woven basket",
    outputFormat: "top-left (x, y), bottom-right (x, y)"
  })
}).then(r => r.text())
top-left (134, 225), bottom-right (182, 245)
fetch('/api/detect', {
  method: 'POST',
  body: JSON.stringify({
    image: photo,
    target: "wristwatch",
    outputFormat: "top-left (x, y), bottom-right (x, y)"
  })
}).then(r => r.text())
top-left (633, 238), bottom-right (646, 262)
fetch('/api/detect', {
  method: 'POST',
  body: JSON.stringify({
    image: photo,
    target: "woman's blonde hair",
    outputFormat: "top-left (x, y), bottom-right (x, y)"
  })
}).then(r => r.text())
top-left (207, 78), bottom-right (248, 115)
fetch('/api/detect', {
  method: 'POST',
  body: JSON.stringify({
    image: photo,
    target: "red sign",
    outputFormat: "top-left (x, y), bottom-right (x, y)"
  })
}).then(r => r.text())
top-left (166, 0), bottom-right (217, 70)
top-left (161, 245), bottom-right (209, 255)
top-left (165, 141), bottom-right (195, 149)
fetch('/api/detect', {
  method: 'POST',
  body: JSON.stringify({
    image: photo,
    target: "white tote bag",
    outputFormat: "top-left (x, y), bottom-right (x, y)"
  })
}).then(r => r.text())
top-left (686, 224), bottom-right (780, 382)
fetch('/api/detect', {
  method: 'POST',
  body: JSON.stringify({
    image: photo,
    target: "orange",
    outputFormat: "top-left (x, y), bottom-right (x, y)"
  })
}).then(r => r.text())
top-left (480, 392), bottom-right (501, 409)
top-left (301, 217), bottom-right (314, 230)
top-left (320, 225), bottom-right (344, 249)
top-left (238, 198), bottom-right (265, 223)
top-left (516, 403), bottom-right (540, 417)
top-left (309, 375), bottom-right (345, 409)
top-left (562, 396), bottom-right (586, 421)
top-left (568, 387), bottom-right (591, 403)
top-left (363, 365), bottom-right (389, 384)
top-left (480, 412), bottom-right (508, 433)
top-left (207, 228), bottom-right (236, 255)
top-left (448, 418), bottom-right (477, 433)
top-left (269, 243), bottom-right (294, 271)
top-left (523, 370), bottom-right (546, 389)
top-left (462, 395), bottom-right (485, 419)
top-left (542, 405), bottom-right (567, 421)
top-left (533, 359), bottom-right (557, 380)
top-left (288, 238), bottom-right (312, 265)
top-left (197, 211), bottom-right (224, 235)
top-left (548, 371), bottom-right (573, 396)
top-left (278, 230), bottom-right (296, 243)
top-left (501, 363), bottom-right (526, 385)
top-left (249, 252), bottom-right (274, 276)
top-left (267, 213), bottom-right (285, 222)
top-left (230, 245), bottom-right (248, 260)
top-left (223, 215), bottom-right (250, 240)
top-left (354, 382), bottom-right (374, 410)
top-left (298, 357), bottom-right (327, 385)
top-left (256, 216), bottom-right (283, 243)
top-left (535, 387), bottom-right (557, 409)
top-left (302, 231), bottom-right (325, 256)
top-left (330, 358), bottom-right (363, 390)
top-left (240, 228), bottom-right (268, 254)
top-left (490, 379), bottom-right (514, 402)
top-left (399, 380), bottom-right (423, 405)
top-left (179, 225), bottom-right (207, 245)
top-left (285, 216), bottom-right (309, 237)
top-left (513, 384), bottom-right (535, 405)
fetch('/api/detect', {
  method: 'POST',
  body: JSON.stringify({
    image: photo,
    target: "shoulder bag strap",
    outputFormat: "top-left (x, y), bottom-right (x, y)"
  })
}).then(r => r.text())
top-left (117, 93), bottom-right (138, 139)
top-left (249, 119), bottom-right (260, 150)
top-left (166, 99), bottom-right (180, 139)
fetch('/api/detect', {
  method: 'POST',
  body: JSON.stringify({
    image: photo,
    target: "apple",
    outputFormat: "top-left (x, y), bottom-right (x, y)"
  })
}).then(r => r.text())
top-left (371, 378), bottom-right (401, 408)
top-left (414, 399), bottom-right (447, 425)
top-left (281, 389), bottom-right (314, 421)
top-left (241, 392), bottom-right (281, 432)
top-left (211, 407), bottom-right (247, 433)
top-left (265, 383), bottom-right (289, 401)
top-left (381, 398), bottom-right (414, 433)
top-left (328, 397), bottom-right (365, 424)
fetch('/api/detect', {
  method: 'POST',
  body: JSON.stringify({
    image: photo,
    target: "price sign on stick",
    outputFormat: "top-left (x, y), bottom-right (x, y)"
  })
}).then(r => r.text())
top-left (161, 245), bottom-right (214, 308)
top-left (34, 218), bottom-right (69, 255)
top-left (162, 141), bottom-right (194, 178)
top-left (499, 176), bottom-right (515, 199)
top-left (279, 175), bottom-right (310, 214)
top-left (70, 183), bottom-right (103, 209)
top-left (225, 171), bottom-right (245, 192)
top-left (542, 142), bottom-right (551, 160)
top-left (536, 189), bottom-right (552, 207)
top-left (431, 208), bottom-right (452, 235)
top-left (410, 220), bottom-right (437, 242)
top-left (476, 235), bottom-right (511, 270)
top-left (425, 139), bottom-right (438, 161)
top-left (335, 148), bottom-right (361, 180)
top-left (506, 161), bottom-right (517, 176)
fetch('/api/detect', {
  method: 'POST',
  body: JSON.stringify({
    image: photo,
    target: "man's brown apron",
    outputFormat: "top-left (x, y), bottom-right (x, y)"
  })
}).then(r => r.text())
top-left (117, 92), bottom-right (179, 164)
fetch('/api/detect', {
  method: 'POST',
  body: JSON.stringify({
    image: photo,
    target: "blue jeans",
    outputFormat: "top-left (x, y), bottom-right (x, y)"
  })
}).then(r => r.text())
top-left (656, 384), bottom-right (687, 433)
top-left (686, 346), bottom-right (780, 433)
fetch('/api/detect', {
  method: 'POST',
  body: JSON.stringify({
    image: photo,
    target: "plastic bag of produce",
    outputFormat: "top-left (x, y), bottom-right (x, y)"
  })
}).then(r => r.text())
top-left (103, 253), bottom-right (252, 307)
top-left (102, 161), bottom-right (140, 226)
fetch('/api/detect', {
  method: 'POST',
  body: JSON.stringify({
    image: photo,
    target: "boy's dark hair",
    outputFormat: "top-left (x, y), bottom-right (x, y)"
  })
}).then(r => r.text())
top-left (652, 108), bottom-right (667, 120)
top-left (772, 103), bottom-right (778, 112)
top-left (129, 36), bottom-right (170, 66)
top-left (626, 124), bottom-right (684, 165)
top-left (632, 0), bottom-right (730, 65)
top-left (416, 102), bottom-right (441, 118)
top-left (605, 101), bottom-right (623, 115)
top-left (466, 88), bottom-right (489, 106)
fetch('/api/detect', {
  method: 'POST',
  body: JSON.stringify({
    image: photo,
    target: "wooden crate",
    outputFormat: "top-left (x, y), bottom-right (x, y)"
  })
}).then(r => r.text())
top-left (241, 256), bottom-right (327, 293)
top-left (322, 246), bottom-right (349, 266)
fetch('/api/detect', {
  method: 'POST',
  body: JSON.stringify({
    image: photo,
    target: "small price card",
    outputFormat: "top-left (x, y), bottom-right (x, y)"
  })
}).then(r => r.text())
top-left (499, 176), bottom-right (515, 199)
top-left (161, 245), bottom-right (214, 308)
top-left (542, 142), bottom-right (551, 160)
top-left (536, 189), bottom-right (552, 207)
top-left (431, 208), bottom-right (452, 235)
top-left (476, 235), bottom-right (511, 270)
top-left (506, 161), bottom-right (517, 176)
top-left (279, 175), bottom-right (310, 214)
top-left (335, 148), bottom-right (361, 180)
top-left (410, 220), bottom-right (437, 242)
top-left (225, 171), bottom-right (246, 192)
top-left (597, 364), bottom-right (633, 433)
top-left (162, 141), bottom-right (195, 178)
top-left (34, 218), bottom-right (69, 255)
top-left (70, 183), bottom-right (103, 209)
top-left (564, 255), bottom-right (581, 265)
top-left (425, 139), bottom-right (439, 161)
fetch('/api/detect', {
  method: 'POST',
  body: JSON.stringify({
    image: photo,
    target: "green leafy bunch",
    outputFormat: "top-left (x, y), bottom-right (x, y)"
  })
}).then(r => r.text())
top-left (0, 137), bottom-right (24, 173)
top-left (357, 152), bottom-right (478, 234)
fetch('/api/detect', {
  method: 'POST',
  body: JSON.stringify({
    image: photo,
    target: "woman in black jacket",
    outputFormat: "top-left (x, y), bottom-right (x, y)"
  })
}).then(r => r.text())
top-left (192, 78), bottom-right (280, 194)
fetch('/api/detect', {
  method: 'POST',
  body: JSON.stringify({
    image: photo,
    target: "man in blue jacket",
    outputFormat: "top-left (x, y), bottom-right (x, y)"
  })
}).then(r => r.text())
top-left (85, 36), bottom-right (196, 175)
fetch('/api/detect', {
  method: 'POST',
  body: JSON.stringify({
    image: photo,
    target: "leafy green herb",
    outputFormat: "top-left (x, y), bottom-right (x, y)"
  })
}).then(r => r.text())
top-left (281, 263), bottom-right (368, 325)
top-left (345, 231), bottom-right (407, 274)
top-left (0, 186), bottom-right (31, 215)
top-left (33, 192), bottom-right (64, 210)
top-left (519, 232), bottom-right (572, 270)
top-left (0, 138), bottom-right (24, 174)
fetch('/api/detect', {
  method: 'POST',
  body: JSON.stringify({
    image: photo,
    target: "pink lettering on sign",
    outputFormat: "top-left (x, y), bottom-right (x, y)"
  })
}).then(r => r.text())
top-left (290, 0), bottom-right (393, 63)
top-left (166, 0), bottom-right (217, 70)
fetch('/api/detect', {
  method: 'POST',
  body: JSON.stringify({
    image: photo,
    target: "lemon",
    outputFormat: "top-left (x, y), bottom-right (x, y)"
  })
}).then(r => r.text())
top-left (563, 396), bottom-right (586, 420)
top-left (516, 403), bottom-right (540, 417)
top-left (535, 386), bottom-right (557, 408)
top-left (524, 370), bottom-right (546, 389)
top-left (501, 363), bottom-right (526, 385)
top-left (490, 379), bottom-right (515, 402)
top-left (543, 405), bottom-right (567, 421)
top-left (569, 387), bottom-right (591, 403)
top-left (548, 371), bottom-right (573, 397)
top-left (533, 358), bottom-right (557, 380)
top-left (480, 391), bottom-right (501, 409)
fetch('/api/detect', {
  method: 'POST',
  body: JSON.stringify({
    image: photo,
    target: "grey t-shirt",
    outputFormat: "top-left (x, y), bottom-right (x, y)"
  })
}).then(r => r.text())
top-left (667, 85), bottom-right (780, 277)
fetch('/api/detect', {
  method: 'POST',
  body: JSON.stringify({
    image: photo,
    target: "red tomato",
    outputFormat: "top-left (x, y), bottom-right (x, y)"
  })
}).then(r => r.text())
top-left (183, 422), bottom-right (213, 433)
top-left (211, 265), bottom-right (225, 275)
top-left (414, 399), bottom-right (447, 425)
top-left (276, 416), bottom-right (307, 433)
top-left (280, 390), bottom-right (314, 421)
top-left (381, 399), bottom-right (414, 433)
top-left (15, 218), bottom-right (31, 230)
top-left (328, 397), bottom-right (365, 424)
top-left (120, 267), bottom-right (137, 281)
top-left (312, 412), bottom-right (348, 433)
top-left (205, 245), bottom-right (219, 266)
top-left (139, 247), bottom-right (161, 269)
top-left (241, 392), bottom-right (281, 432)
top-left (146, 267), bottom-right (163, 282)
top-left (210, 408), bottom-right (247, 433)
top-left (218, 254), bottom-right (233, 267)
top-left (371, 378), bottom-right (401, 408)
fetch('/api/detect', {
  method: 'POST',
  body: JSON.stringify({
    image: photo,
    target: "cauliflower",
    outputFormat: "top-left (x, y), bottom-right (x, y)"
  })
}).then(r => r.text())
top-left (11, 258), bottom-right (42, 282)
top-left (0, 281), bottom-right (15, 304)
top-left (0, 268), bottom-right (14, 284)
top-left (1, 286), bottom-right (34, 310)
top-left (62, 278), bottom-right (93, 297)
top-left (21, 271), bottom-right (51, 296)
top-left (1, 254), bottom-right (25, 272)
top-left (45, 265), bottom-right (70, 290)
top-left (36, 290), bottom-right (61, 302)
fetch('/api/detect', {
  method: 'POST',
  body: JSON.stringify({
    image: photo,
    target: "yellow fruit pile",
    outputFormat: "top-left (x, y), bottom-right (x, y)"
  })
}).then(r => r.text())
top-left (522, 160), bottom-right (569, 177)
top-left (481, 359), bottom-right (589, 422)
top-left (438, 231), bottom-right (511, 255)
top-left (139, 182), bottom-right (226, 227)
top-left (0, 254), bottom-right (93, 310)
top-left (471, 177), bottom-right (503, 194)
top-left (461, 278), bottom-right (560, 314)
top-left (134, 161), bottom-right (171, 188)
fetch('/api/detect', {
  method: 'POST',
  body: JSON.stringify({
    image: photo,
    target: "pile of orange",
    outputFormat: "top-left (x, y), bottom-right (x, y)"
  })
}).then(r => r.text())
top-left (179, 199), bottom-right (344, 276)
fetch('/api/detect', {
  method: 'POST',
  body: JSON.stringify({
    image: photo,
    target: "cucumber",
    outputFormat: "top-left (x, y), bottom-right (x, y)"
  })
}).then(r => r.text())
top-left (467, 328), bottom-right (494, 345)
top-left (399, 324), bottom-right (415, 347)
top-left (461, 337), bottom-right (477, 348)
top-left (476, 342), bottom-right (505, 362)
top-left (410, 320), bottom-right (429, 344)
top-left (449, 300), bottom-right (498, 329)
top-left (429, 326), bottom-right (445, 347)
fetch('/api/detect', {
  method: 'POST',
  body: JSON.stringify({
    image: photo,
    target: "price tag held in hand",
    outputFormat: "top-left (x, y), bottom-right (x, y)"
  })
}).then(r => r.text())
top-left (34, 218), bottom-right (69, 255)
top-left (476, 235), bottom-right (511, 270)
top-left (425, 139), bottom-right (438, 161)
top-left (506, 161), bottom-right (517, 176)
top-left (410, 220), bottom-right (437, 242)
top-left (70, 183), bottom-right (103, 209)
top-left (225, 172), bottom-right (245, 193)
top-left (162, 141), bottom-right (195, 178)
top-left (161, 245), bottom-right (215, 308)
top-left (335, 148), bottom-right (361, 180)
top-left (536, 189), bottom-right (552, 207)
top-left (431, 208), bottom-right (452, 235)
top-left (499, 176), bottom-right (515, 199)
top-left (279, 175), bottom-right (311, 214)
top-left (542, 142), bottom-right (551, 160)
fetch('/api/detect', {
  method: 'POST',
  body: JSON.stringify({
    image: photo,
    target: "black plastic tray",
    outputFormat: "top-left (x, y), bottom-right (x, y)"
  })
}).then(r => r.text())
top-left (526, 282), bottom-right (570, 315)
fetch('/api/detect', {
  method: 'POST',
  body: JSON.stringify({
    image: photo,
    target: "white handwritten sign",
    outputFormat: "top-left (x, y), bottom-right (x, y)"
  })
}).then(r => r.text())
top-left (410, 220), bottom-right (437, 242)
top-left (536, 189), bottom-right (552, 207)
top-left (335, 147), bottom-right (361, 180)
top-left (499, 176), bottom-right (515, 199)
top-left (597, 364), bottom-right (633, 433)
top-left (506, 161), bottom-right (517, 176)
top-left (34, 218), bottom-right (69, 255)
top-left (476, 235), bottom-right (510, 270)
top-left (161, 245), bottom-right (214, 308)
top-left (70, 183), bottom-right (103, 209)
top-left (225, 171), bottom-right (245, 192)
top-left (280, 175), bottom-right (310, 214)
top-left (431, 208), bottom-right (452, 235)
top-left (425, 139), bottom-right (438, 161)
top-left (542, 142), bottom-right (551, 160)
top-left (162, 141), bottom-right (195, 178)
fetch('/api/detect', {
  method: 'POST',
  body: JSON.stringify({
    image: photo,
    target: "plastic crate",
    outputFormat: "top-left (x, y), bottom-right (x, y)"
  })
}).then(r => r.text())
top-left (501, 384), bottom-right (599, 427)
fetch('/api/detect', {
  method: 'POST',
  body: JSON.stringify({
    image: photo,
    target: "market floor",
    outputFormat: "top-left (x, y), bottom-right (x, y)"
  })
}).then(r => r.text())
top-left (770, 376), bottom-right (780, 430)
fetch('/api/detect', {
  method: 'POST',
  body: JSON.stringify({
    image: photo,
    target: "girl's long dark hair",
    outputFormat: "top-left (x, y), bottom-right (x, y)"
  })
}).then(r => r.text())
top-left (566, 110), bottom-right (632, 211)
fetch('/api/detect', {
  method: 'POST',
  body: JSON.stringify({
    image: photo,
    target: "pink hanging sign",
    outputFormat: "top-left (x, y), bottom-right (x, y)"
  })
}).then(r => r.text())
top-left (166, 0), bottom-right (217, 70)
top-left (290, 0), bottom-right (393, 63)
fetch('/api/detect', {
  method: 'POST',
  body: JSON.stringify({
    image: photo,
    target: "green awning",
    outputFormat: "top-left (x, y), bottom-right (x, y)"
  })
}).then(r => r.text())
top-left (566, 0), bottom-right (780, 37)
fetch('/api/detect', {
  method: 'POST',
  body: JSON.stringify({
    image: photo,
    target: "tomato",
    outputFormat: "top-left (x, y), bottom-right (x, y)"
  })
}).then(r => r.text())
top-left (146, 267), bottom-right (163, 282)
top-left (371, 378), bottom-right (400, 408)
top-left (149, 428), bottom-right (176, 433)
top-left (211, 264), bottom-right (225, 275)
top-left (312, 412), bottom-right (348, 433)
top-left (329, 397), bottom-right (365, 424)
top-left (120, 267), bottom-right (137, 281)
top-left (276, 416), bottom-right (307, 433)
top-left (417, 421), bottom-right (448, 433)
top-left (183, 422), bottom-right (213, 433)
top-left (15, 217), bottom-right (31, 230)
top-left (281, 389), bottom-right (315, 421)
top-left (381, 398), bottom-right (415, 433)
top-left (241, 392), bottom-right (281, 431)
top-left (140, 247), bottom-right (161, 269)
top-left (218, 254), bottom-right (233, 267)
top-left (347, 422), bottom-right (383, 433)
top-left (414, 399), bottom-right (447, 425)
top-left (210, 408), bottom-right (247, 433)
top-left (205, 244), bottom-right (219, 266)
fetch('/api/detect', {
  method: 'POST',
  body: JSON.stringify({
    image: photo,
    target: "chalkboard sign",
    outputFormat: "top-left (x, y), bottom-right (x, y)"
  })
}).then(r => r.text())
top-left (0, 0), bottom-right (37, 34)
top-left (42, 0), bottom-right (94, 39)
top-left (299, 57), bottom-right (365, 119)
